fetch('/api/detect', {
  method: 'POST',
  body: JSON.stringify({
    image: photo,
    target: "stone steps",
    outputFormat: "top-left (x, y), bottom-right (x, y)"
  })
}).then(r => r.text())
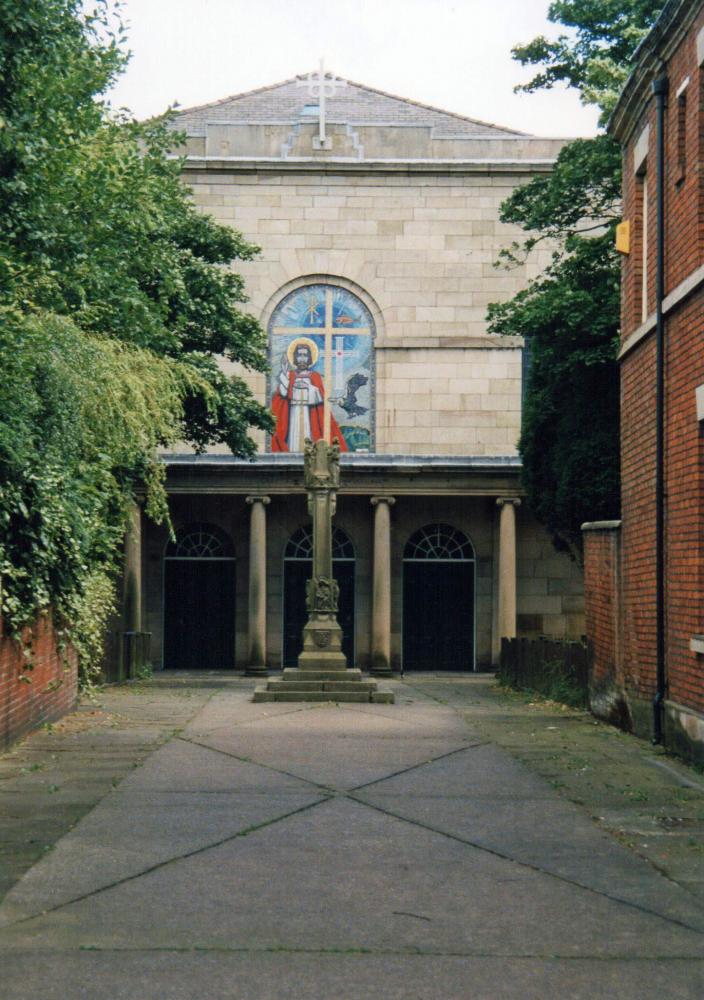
top-left (269, 680), bottom-right (379, 692)
top-left (253, 668), bottom-right (394, 704)
top-left (281, 668), bottom-right (364, 682)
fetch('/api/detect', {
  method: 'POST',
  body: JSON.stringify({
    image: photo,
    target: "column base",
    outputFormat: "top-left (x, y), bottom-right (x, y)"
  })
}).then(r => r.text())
top-left (370, 652), bottom-right (393, 677)
top-left (244, 665), bottom-right (269, 677)
top-left (122, 631), bottom-right (151, 681)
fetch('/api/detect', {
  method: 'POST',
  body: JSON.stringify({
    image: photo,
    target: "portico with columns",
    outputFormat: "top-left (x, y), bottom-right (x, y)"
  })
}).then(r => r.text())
top-left (130, 456), bottom-right (582, 675)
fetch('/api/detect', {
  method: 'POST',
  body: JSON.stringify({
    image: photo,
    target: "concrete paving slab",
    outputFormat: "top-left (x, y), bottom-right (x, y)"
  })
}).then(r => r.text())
top-left (194, 702), bottom-right (475, 789)
top-left (0, 787), bottom-right (323, 927)
top-left (354, 741), bottom-right (558, 797)
top-left (182, 693), bottom-right (316, 738)
top-left (342, 697), bottom-right (476, 739)
top-left (2, 951), bottom-right (703, 1000)
top-left (357, 790), bottom-right (704, 930)
top-left (2, 797), bottom-right (702, 958)
top-left (0, 735), bottom-right (323, 926)
top-left (200, 729), bottom-right (473, 790)
top-left (116, 737), bottom-right (317, 794)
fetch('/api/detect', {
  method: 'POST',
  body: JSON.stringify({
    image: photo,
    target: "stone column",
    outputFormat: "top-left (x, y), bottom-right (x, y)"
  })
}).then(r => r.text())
top-left (370, 496), bottom-right (395, 675)
top-left (122, 501), bottom-right (149, 680)
top-left (496, 497), bottom-right (521, 644)
top-left (123, 502), bottom-right (142, 633)
top-left (245, 496), bottom-right (270, 676)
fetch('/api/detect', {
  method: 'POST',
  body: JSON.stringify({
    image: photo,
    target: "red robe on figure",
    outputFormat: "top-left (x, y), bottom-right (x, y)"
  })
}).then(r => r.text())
top-left (271, 370), bottom-right (348, 452)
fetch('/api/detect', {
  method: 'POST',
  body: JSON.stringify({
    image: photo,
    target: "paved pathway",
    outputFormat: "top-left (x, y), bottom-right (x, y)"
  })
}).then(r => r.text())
top-left (1, 678), bottom-right (703, 998)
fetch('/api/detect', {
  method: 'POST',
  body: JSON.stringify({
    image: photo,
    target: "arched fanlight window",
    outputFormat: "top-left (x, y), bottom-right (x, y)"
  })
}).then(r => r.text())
top-left (403, 524), bottom-right (475, 562)
top-left (284, 524), bottom-right (355, 561)
top-left (165, 523), bottom-right (235, 560)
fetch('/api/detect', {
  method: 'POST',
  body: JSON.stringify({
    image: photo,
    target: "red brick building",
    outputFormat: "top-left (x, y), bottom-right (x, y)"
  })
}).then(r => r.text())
top-left (584, 0), bottom-right (704, 762)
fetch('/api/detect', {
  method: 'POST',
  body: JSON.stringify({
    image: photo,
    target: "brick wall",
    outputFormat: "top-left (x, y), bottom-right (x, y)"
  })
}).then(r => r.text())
top-left (599, 4), bottom-right (704, 747)
top-left (664, 292), bottom-right (704, 713)
top-left (582, 524), bottom-right (627, 723)
top-left (0, 611), bottom-right (78, 750)
top-left (620, 335), bottom-right (658, 706)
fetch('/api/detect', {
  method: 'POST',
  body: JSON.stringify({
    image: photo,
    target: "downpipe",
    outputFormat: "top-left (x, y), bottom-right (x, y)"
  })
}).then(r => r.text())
top-left (652, 75), bottom-right (668, 745)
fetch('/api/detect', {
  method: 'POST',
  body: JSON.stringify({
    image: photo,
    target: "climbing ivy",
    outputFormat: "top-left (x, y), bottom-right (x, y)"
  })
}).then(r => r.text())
top-left (0, 1), bottom-right (272, 681)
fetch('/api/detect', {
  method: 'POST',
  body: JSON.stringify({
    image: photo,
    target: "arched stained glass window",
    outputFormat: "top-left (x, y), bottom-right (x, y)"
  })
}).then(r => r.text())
top-left (165, 523), bottom-right (235, 559)
top-left (403, 524), bottom-right (475, 562)
top-left (269, 284), bottom-right (374, 454)
top-left (284, 524), bottom-right (355, 561)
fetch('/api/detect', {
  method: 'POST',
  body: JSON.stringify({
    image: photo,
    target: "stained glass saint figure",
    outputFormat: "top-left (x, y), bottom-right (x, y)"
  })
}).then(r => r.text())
top-left (269, 285), bottom-right (374, 453)
top-left (271, 337), bottom-right (347, 452)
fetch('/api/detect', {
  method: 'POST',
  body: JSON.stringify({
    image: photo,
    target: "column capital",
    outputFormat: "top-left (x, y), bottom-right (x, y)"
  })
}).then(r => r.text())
top-left (246, 495), bottom-right (271, 506)
top-left (496, 496), bottom-right (521, 509)
top-left (370, 495), bottom-right (396, 507)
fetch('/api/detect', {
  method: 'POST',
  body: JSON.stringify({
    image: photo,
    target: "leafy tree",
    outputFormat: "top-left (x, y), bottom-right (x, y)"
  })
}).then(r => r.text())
top-left (488, 1), bottom-right (663, 555)
top-left (513, 1), bottom-right (662, 123)
top-left (0, 1), bottom-right (272, 679)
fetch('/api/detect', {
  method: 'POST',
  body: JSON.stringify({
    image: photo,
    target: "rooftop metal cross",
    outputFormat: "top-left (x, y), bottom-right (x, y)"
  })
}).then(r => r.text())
top-left (297, 59), bottom-right (347, 146)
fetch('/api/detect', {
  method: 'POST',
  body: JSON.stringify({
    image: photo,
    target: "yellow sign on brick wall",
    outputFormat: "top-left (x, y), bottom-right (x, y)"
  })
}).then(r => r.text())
top-left (615, 220), bottom-right (630, 254)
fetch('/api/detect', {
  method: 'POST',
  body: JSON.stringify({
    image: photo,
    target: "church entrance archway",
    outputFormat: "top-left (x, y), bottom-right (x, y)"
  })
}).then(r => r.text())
top-left (163, 523), bottom-right (236, 670)
top-left (402, 524), bottom-right (475, 671)
top-left (283, 525), bottom-right (355, 667)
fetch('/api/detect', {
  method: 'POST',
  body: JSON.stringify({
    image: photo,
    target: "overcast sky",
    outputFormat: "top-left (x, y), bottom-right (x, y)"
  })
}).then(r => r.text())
top-left (107, 0), bottom-right (600, 137)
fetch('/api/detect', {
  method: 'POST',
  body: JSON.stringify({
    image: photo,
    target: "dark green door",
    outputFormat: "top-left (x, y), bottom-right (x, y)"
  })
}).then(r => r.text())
top-left (403, 561), bottom-right (474, 671)
top-left (283, 561), bottom-right (354, 667)
top-left (163, 559), bottom-right (236, 669)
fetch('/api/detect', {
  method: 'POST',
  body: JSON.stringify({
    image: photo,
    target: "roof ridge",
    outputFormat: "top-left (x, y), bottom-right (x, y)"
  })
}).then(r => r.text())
top-left (173, 70), bottom-right (531, 136)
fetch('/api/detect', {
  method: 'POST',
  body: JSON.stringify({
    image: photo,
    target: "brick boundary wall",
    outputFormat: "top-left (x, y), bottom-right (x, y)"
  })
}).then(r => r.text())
top-left (0, 610), bottom-right (78, 751)
top-left (581, 521), bottom-right (630, 727)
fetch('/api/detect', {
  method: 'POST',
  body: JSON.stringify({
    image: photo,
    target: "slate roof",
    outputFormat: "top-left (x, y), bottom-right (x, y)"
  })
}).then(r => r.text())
top-left (171, 74), bottom-right (527, 139)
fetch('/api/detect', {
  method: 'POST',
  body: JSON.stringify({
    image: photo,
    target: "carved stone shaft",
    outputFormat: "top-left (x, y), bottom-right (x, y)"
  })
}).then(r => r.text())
top-left (298, 438), bottom-right (347, 671)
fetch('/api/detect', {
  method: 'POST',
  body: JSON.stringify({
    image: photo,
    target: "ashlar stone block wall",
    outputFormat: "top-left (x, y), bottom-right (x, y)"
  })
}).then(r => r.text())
top-left (183, 167), bottom-right (553, 457)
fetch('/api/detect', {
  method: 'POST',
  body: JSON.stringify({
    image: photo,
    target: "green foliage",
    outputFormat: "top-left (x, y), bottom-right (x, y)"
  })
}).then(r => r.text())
top-left (0, 311), bottom-right (197, 637)
top-left (496, 134), bottom-right (622, 265)
top-left (489, 2), bottom-right (662, 555)
top-left (488, 236), bottom-right (620, 554)
top-left (0, 1), bottom-right (272, 681)
top-left (512, 0), bottom-right (664, 123)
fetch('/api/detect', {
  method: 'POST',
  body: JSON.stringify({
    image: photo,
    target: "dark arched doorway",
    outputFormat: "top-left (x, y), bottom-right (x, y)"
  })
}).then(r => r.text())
top-left (283, 525), bottom-right (355, 667)
top-left (163, 523), bottom-right (236, 670)
top-left (402, 523), bottom-right (475, 671)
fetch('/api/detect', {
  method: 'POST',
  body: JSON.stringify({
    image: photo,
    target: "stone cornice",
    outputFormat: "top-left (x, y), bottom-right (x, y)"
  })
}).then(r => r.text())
top-left (162, 453), bottom-right (524, 498)
top-left (178, 155), bottom-right (557, 176)
top-left (162, 453), bottom-right (522, 469)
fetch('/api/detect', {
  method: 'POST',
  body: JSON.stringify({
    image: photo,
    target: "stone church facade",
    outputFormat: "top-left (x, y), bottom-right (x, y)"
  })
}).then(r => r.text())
top-left (124, 75), bottom-right (584, 675)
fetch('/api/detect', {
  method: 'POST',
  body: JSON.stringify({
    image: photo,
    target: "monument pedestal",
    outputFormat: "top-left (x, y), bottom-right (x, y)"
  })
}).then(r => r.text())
top-left (253, 439), bottom-right (394, 705)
